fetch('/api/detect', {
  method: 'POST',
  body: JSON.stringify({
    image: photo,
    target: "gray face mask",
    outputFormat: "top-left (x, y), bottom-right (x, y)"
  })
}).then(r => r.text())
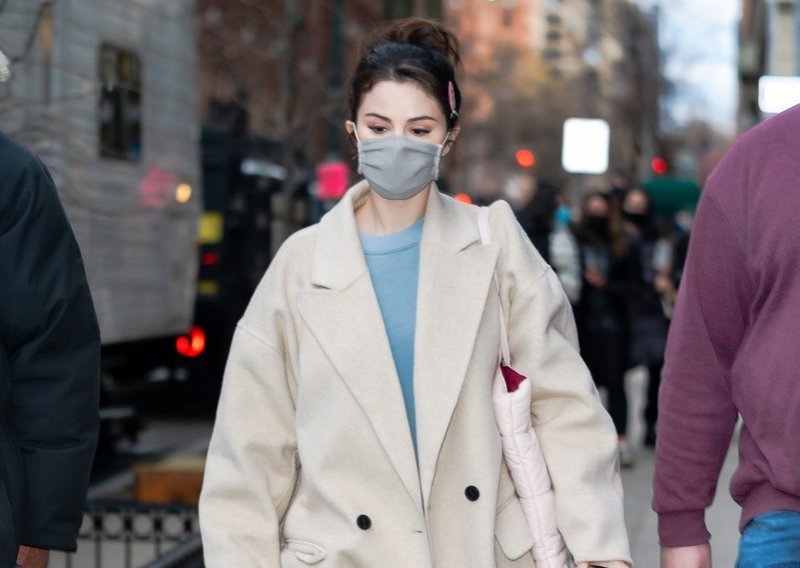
top-left (350, 123), bottom-right (448, 200)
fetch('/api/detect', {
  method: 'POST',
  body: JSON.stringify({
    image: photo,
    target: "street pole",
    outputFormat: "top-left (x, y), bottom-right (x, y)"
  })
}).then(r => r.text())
top-left (328, 0), bottom-right (344, 155)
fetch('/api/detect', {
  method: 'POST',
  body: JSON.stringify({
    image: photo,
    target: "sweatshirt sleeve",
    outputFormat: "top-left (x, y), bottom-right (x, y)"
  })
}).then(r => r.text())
top-left (492, 202), bottom-right (631, 565)
top-left (653, 188), bottom-right (749, 547)
top-left (0, 153), bottom-right (100, 551)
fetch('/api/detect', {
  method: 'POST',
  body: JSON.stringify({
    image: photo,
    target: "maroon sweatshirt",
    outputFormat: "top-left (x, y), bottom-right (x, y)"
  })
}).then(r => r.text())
top-left (653, 104), bottom-right (800, 547)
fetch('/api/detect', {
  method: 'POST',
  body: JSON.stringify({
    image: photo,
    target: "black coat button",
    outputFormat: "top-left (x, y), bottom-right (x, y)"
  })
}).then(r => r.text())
top-left (465, 485), bottom-right (480, 501)
top-left (357, 514), bottom-right (372, 530)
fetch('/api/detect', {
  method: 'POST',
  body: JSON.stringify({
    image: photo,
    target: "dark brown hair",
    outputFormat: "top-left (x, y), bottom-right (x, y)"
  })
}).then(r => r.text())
top-left (347, 18), bottom-right (462, 130)
top-left (576, 191), bottom-right (628, 259)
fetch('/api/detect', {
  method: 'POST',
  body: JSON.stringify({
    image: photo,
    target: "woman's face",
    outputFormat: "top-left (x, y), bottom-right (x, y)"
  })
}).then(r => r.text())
top-left (346, 80), bottom-right (458, 155)
top-left (585, 196), bottom-right (609, 218)
top-left (623, 189), bottom-right (648, 214)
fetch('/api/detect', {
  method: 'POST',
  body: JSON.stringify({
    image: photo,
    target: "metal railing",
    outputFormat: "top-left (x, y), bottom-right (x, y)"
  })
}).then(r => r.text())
top-left (55, 500), bottom-right (203, 568)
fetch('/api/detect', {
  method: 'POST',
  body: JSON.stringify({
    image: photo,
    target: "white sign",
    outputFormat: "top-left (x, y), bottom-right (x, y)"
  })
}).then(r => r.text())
top-left (758, 75), bottom-right (800, 114)
top-left (562, 118), bottom-right (610, 174)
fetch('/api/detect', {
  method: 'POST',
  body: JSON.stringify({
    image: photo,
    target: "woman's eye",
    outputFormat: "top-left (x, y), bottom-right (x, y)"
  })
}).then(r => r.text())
top-left (368, 125), bottom-right (389, 134)
top-left (411, 129), bottom-right (431, 136)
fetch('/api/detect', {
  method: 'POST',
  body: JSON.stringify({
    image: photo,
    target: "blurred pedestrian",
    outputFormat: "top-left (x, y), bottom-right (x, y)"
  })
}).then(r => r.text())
top-left (621, 187), bottom-right (675, 448)
top-left (609, 167), bottom-right (632, 200)
top-left (200, 17), bottom-right (630, 568)
top-left (517, 180), bottom-right (581, 304)
top-left (654, 104), bottom-right (800, 567)
top-left (0, 67), bottom-right (101, 568)
top-left (573, 192), bottom-right (633, 466)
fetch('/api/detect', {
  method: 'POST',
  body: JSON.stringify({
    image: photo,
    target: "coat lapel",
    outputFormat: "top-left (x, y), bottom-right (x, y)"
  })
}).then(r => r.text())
top-left (297, 182), bottom-right (421, 506)
top-left (296, 183), bottom-right (500, 513)
top-left (414, 191), bottom-right (500, 511)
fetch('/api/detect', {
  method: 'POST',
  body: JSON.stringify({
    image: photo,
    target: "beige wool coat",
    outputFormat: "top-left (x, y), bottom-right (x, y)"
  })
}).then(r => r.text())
top-left (199, 182), bottom-right (631, 567)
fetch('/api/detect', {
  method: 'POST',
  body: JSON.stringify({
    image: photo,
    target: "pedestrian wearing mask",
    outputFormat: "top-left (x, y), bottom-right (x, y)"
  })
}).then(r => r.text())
top-left (573, 193), bottom-right (633, 466)
top-left (517, 181), bottom-right (582, 305)
top-left (199, 18), bottom-right (630, 567)
top-left (621, 188), bottom-right (675, 448)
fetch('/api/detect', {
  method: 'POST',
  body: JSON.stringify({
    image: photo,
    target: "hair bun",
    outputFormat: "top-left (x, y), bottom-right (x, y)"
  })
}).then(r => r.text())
top-left (375, 17), bottom-right (461, 70)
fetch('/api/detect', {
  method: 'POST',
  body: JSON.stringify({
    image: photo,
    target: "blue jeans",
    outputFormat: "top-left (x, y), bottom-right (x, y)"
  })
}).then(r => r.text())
top-left (736, 510), bottom-right (800, 568)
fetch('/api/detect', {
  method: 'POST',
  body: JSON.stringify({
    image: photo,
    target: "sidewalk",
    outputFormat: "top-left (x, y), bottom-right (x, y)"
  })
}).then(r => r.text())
top-left (621, 367), bottom-right (741, 567)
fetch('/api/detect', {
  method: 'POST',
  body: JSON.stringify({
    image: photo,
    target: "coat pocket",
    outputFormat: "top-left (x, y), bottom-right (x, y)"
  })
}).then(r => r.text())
top-left (281, 539), bottom-right (327, 565)
top-left (495, 497), bottom-right (535, 561)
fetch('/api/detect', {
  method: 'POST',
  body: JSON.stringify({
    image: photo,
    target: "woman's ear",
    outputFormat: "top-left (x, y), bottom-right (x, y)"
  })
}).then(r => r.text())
top-left (345, 120), bottom-right (359, 146)
top-left (442, 124), bottom-right (462, 157)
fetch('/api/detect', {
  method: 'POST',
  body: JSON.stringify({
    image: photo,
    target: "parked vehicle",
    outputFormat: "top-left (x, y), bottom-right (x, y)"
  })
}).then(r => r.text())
top-left (1, 0), bottom-right (201, 452)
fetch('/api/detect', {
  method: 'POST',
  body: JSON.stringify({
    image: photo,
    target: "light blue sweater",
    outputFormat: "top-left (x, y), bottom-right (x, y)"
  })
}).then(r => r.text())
top-left (359, 219), bottom-right (423, 454)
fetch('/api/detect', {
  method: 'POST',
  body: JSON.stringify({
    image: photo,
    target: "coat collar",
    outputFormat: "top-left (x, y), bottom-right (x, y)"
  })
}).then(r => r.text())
top-left (299, 181), bottom-right (500, 512)
top-left (311, 180), bottom-right (483, 290)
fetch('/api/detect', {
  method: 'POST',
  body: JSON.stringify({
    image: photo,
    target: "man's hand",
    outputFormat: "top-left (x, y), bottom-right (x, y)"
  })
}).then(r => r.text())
top-left (16, 546), bottom-right (50, 568)
top-left (661, 543), bottom-right (711, 568)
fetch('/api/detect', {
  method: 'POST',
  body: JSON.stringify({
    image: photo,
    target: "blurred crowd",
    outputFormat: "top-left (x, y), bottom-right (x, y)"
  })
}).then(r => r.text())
top-left (512, 175), bottom-right (693, 467)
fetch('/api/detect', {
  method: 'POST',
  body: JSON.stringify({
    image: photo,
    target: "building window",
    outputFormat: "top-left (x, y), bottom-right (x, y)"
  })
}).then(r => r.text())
top-left (99, 44), bottom-right (142, 161)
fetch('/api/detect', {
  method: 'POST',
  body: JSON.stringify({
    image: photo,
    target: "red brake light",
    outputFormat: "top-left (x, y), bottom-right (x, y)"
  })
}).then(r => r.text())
top-left (176, 326), bottom-right (206, 358)
top-left (201, 252), bottom-right (221, 266)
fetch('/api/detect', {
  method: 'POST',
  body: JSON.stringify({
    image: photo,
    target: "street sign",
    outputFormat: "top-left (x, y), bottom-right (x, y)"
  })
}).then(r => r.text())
top-left (562, 118), bottom-right (610, 174)
top-left (758, 75), bottom-right (800, 114)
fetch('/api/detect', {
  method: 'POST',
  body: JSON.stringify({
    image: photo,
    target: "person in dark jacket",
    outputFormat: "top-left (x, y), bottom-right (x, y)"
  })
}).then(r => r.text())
top-left (516, 180), bottom-right (581, 304)
top-left (621, 187), bottom-right (676, 448)
top-left (573, 192), bottom-right (633, 466)
top-left (0, 128), bottom-right (101, 567)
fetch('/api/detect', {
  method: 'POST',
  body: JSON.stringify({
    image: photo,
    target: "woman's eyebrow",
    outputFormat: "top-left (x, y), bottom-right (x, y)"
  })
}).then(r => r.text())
top-left (365, 112), bottom-right (392, 122)
top-left (363, 112), bottom-right (438, 123)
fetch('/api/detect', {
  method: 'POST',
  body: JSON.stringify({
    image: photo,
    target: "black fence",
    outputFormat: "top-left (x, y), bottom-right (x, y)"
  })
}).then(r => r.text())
top-left (55, 501), bottom-right (203, 568)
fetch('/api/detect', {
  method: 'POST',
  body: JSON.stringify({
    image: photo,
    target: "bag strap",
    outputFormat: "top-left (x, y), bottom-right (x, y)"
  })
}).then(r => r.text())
top-left (478, 207), bottom-right (511, 366)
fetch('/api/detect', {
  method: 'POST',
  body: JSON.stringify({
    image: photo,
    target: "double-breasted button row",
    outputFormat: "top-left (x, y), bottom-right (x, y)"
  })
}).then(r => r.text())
top-left (356, 488), bottom-right (478, 532)
top-left (357, 514), bottom-right (372, 530)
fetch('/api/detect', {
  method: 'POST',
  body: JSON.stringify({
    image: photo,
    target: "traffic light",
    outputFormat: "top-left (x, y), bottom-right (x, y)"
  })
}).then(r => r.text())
top-left (651, 157), bottom-right (668, 175)
top-left (515, 149), bottom-right (536, 168)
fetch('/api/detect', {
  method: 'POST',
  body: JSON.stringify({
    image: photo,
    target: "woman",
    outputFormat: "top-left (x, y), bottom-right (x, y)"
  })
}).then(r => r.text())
top-left (200, 18), bottom-right (630, 567)
top-left (622, 187), bottom-right (676, 447)
top-left (573, 192), bottom-right (633, 466)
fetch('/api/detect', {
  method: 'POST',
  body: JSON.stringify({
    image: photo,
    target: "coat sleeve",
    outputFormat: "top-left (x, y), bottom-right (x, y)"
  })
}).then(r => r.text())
top-left (0, 150), bottom-right (100, 551)
top-left (490, 201), bottom-right (631, 565)
top-left (199, 253), bottom-right (298, 566)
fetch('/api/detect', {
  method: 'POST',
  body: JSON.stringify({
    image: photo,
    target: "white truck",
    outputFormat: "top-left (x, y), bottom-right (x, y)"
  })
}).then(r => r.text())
top-left (0, 0), bottom-right (202, 449)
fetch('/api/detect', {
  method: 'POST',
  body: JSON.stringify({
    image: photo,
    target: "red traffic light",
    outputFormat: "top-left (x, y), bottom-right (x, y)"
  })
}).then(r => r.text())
top-left (515, 149), bottom-right (536, 168)
top-left (651, 157), bottom-right (668, 175)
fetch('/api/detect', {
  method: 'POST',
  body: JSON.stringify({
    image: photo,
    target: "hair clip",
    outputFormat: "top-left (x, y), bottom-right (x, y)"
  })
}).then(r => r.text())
top-left (448, 80), bottom-right (459, 119)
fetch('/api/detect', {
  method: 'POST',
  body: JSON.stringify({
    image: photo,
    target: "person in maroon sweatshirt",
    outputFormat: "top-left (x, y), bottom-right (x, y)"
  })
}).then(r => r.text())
top-left (653, 103), bottom-right (800, 567)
